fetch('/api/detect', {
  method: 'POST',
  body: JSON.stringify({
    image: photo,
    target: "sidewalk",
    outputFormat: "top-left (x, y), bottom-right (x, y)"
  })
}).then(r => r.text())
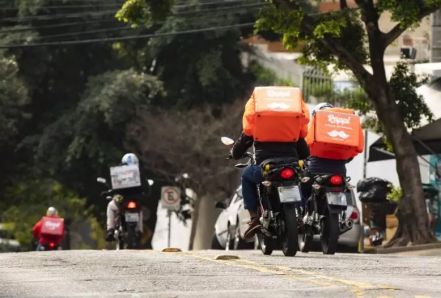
top-left (365, 242), bottom-right (441, 256)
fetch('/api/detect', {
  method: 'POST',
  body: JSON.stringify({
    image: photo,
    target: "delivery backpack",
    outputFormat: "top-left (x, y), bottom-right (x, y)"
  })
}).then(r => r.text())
top-left (243, 86), bottom-right (308, 142)
top-left (40, 216), bottom-right (64, 237)
top-left (307, 108), bottom-right (364, 160)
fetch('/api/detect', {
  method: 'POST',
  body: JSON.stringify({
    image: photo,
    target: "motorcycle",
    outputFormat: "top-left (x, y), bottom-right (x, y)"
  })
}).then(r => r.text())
top-left (299, 174), bottom-right (353, 254)
top-left (97, 177), bottom-right (148, 250)
top-left (222, 137), bottom-right (302, 257)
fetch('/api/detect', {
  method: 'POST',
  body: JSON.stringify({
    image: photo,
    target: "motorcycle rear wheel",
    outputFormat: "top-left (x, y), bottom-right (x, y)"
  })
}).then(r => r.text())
top-left (320, 211), bottom-right (339, 255)
top-left (127, 225), bottom-right (140, 249)
top-left (281, 204), bottom-right (298, 256)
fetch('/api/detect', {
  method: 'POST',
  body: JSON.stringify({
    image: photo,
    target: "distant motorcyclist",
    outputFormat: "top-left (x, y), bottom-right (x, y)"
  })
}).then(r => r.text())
top-left (32, 207), bottom-right (65, 251)
top-left (302, 103), bottom-right (364, 202)
top-left (230, 87), bottom-right (310, 240)
top-left (105, 153), bottom-right (147, 241)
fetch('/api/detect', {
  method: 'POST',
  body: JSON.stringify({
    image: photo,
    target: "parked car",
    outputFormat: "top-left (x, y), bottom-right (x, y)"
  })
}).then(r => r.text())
top-left (212, 186), bottom-right (361, 252)
top-left (212, 186), bottom-right (255, 250)
top-left (0, 223), bottom-right (21, 252)
top-left (336, 188), bottom-right (362, 251)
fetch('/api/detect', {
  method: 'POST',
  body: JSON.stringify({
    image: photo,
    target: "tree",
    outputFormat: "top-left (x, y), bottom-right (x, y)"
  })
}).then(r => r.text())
top-left (256, 0), bottom-right (440, 246)
top-left (126, 104), bottom-right (244, 249)
top-left (116, 0), bottom-right (256, 108)
top-left (0, 55), bottom-right (29, 190)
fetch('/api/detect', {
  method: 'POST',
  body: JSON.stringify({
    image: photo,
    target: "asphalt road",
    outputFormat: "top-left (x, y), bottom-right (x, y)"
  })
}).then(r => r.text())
top-left (0, 249), bottom-right (440, 298)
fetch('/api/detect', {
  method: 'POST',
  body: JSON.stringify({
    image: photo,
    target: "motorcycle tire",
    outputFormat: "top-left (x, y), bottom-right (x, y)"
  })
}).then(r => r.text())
top-left (281, 204), bottom-right (298, 257)
top-left (258, 233), bottom-right (273, 255)
top-left (127, 226), bottom-right (140, 249)
top-left (320, 211), bottom-right (339, 255)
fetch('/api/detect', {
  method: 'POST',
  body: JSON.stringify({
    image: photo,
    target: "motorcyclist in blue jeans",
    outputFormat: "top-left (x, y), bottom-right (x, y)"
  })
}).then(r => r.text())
top-left (230, 134), bottom-right (309, 240)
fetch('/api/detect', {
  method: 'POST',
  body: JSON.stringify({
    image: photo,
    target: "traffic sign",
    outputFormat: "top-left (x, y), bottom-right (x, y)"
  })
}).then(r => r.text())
top-left (161, 186), bottom-right (181, 211)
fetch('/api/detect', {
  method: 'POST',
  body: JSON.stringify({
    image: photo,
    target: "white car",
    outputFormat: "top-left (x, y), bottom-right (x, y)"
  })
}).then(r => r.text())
top-left (212, 186), bottom-right (254, 250)
top-left (212, 186), bottom-right (362, 252)
top-left (0, 223), bottom-right (21, 252)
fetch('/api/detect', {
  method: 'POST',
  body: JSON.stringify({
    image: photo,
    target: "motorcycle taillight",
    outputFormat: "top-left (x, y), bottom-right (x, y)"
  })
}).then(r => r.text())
top-left (127, 201), bottom-right (137, 209)
top-left (280, 168), bottom-right (295, 180)
top-left (329, 175), bottom-right (343, 186)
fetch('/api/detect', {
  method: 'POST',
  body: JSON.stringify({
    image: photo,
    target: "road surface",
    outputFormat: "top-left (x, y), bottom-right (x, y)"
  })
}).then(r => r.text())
top-left (0, 249), bottom-right (440, 297)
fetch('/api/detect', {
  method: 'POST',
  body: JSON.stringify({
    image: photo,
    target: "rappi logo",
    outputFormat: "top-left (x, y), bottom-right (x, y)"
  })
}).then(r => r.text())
top-left (44, 220), bottom-right (61, 230)
top-left (327, 114), bottom-right (351, 126)
top-left (266, 89), bottom-right (291, 98)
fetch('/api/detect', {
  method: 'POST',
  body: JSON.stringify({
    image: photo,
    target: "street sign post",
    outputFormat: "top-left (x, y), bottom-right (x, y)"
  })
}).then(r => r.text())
top-left (161, 186), bottom-right (181, 247)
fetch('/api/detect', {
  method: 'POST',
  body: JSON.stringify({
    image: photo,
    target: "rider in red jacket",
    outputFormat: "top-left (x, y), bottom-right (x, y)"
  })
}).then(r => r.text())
top-left (32, 207), bottom-right (65, 250)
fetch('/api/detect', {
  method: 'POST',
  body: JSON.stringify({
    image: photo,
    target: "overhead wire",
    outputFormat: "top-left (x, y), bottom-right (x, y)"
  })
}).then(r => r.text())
top-left (0, 22), bottom-right (255, 49)
top-left (0, 0), bottom-right (266, 47)
top-left (0, 0), bottom-right (260, 35)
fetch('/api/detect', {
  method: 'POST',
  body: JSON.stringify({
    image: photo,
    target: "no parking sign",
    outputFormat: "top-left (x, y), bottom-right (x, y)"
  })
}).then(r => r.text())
top-left (161, 186), bottom-right (181, 211)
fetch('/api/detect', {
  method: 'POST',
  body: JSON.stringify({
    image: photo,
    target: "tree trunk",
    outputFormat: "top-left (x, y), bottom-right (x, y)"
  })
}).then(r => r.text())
top-left (188, 194), bottom-right (201, 250)
top-left (371, 87), bottom-right (436, 246)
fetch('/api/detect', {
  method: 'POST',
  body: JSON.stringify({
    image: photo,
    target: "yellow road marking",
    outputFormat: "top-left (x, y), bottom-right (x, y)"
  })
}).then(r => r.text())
top-left (180, 252), bottom-right (399, 298)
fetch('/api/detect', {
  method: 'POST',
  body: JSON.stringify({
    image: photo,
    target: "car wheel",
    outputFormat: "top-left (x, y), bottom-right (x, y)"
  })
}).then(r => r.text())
top-left (211, 234), bottom-right (223, 249)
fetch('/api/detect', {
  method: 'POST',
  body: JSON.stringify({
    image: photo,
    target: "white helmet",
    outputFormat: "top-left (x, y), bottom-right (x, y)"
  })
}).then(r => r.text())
top-left (312, 102), bottom-right (333, 116)
top-left (46, 207), bottom-right (58, 217)
top-left (121, 153), bottom-right (139, 165)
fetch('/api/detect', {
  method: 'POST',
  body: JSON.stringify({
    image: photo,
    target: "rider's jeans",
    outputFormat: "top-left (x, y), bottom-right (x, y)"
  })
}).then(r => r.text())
top-left (241, 165), bottom-right (263, 212)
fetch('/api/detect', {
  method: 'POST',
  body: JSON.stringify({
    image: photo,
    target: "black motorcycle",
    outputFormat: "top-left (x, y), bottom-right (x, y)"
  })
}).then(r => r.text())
top-left (222, 137), bottom-right (302, 257)
top-left (97, 178), bottom-right (142, 250)
top-left (299, 174), bottom-right (352, 254)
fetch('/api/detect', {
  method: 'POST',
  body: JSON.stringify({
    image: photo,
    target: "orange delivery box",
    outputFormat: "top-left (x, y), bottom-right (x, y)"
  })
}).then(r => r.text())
top-left (307, 108), bottom-right (364, 160)
top-left (243, 86), bottom-right (309, 142)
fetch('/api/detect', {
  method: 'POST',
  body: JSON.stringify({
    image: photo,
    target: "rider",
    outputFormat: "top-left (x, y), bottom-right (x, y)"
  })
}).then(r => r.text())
top-left (302, 102), bottom-right (364, 202)
top-left (105, 153), bottom-right (146, 241)
top-left (230, 87), bottom-right (310, 240)
top-left (32, 207), bottom-right (65, 250)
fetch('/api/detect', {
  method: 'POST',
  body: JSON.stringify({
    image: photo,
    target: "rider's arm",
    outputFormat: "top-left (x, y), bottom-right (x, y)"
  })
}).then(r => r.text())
top-left (231, 132), bottom-right (253, 160)
top-left (297, 137), bottom-right (310, 160)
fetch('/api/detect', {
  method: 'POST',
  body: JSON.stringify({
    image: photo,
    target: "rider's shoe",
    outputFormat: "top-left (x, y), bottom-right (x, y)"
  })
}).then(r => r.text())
top-left (105, 229), bottom-right (115, 242)
top-left (244, 217), bottom-right (262, 241)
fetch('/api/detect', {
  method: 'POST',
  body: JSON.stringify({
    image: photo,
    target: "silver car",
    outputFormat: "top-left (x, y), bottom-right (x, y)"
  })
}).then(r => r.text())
top-left (0, 223), bottom-right (21, 252)
top-left (212, 186), bottom-right (254, 250)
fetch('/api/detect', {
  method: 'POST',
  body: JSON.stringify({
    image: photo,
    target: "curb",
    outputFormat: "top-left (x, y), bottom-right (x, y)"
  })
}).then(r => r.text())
top-left (367, 242), bottom-right (441, 254)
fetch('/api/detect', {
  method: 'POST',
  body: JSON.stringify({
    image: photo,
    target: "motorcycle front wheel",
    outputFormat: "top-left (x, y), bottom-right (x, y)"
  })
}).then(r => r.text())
top-left (257, 233), bottom-right (273, 255)
top-left (281, 204), bottom-right (298, 256)
top-left (320, 211), bottom-right (339, 255)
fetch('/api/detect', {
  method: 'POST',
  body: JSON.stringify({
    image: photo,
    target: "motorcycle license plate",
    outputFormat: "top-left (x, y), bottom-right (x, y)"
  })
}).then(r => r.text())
top-left (326, 192), bottom-right (347, 206)
top-left (278, 185), bottom-right (302, 203)
top-left (125, 212), bottom-right (139, 222)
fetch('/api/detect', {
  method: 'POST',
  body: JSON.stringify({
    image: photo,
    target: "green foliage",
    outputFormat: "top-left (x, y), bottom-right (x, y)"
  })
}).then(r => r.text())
top-left (378, 0), bottom-right (441, 28)
top-left (116, 0), bottom-right (173, 26)
top-left (256, 6), bottom-right (368, 71)
top-left (0, 179), bottom-right (103, 250)
top-left (248, 60), bottom-right (294, 86)
top-left (389, 62), bottom-right (433, 129)
top-left (387, 185), bottom-right (403, 203)
top-left (0, 56), bottom-right (29, 146)
top-left (66, 69), bottom-right (164, 163)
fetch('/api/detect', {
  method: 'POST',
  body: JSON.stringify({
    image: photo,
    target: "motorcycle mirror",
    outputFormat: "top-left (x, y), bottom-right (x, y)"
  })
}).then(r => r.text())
top-left (221, 136), bottom-right (234, 146)
top-left (97, 177), bottom-right (107, 184)
top-left (147, 179), bottom-right (154, 186)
